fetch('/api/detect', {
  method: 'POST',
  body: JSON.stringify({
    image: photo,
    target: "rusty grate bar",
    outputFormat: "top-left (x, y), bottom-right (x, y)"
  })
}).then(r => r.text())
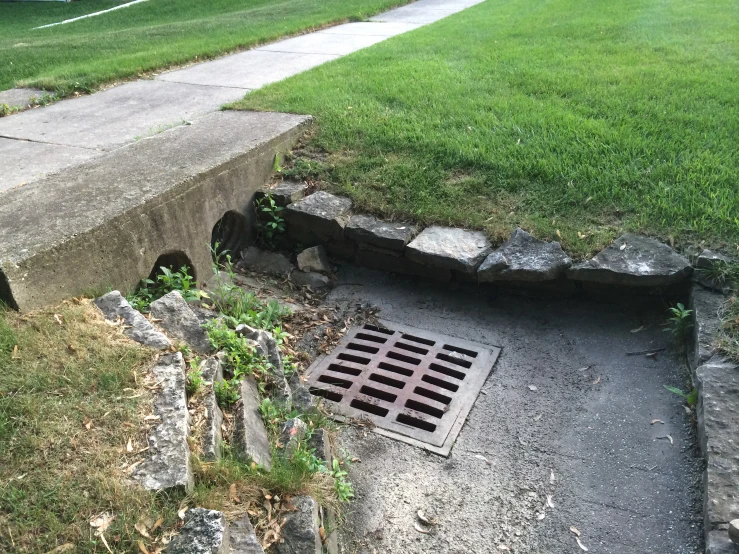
top-left (305, 319), bottom-right (501, 456)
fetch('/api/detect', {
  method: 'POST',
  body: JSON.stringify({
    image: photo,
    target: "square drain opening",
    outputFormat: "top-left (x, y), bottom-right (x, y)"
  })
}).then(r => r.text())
top-left (305, 319), bottom-right (501, 456)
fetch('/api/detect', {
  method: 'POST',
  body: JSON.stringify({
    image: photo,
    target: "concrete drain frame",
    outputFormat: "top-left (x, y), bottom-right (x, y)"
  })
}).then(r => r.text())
top-left (305, 319), bottom-right (501, 456)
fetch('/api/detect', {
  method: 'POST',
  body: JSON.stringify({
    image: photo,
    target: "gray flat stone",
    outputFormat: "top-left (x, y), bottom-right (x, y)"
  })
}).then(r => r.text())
top-left (285, 191), bottom-right (352, 243)
top-left (730, 520), bottom-right (739, 545)
top-left (345, 215), bottom-right (416, 251)
top-left (696, 358), bottom-right (739, 527)
top-left (235, 324), bottom-right (291, 404)
top-left (288, 373), bottom-right (316, 413)
top-left (275, 496), bottom-right (321, 554)
top-left (230, 514), bottom-right (265, 554)
top-left (280, 418), bottom-right (308, 458)
top-left (239, 246), bottom-right (295, 276)
top-left (356, 248), bottom-right (452, 281)
top-left (0, 88), bottom-right (46, 110)
top-left (478, 228), bottom-right (571, 282)
top-left (406, 226), bottom-right (491, 274)
top-left (689, 284), bottom-right (725, 372)
top-left (297, 246), bottom-right (331, 274)
top-left (94, 291), bottom-right (171, 349)
top-left (158, 50), bottom-right (337, 90)
top-left (290, 270), bottom-right (331, 291)
top-left (257, 32), bottom-right (388, 56)
top-left (165, 508), bottom-right (229, 554)
top-left (133, 352), bottom-right (194, 493)
top-left (0, 80), bottom-right (244, 150)
top-left (0, 138), bottom-right (101, 192)
top-left (200, 358), bottom-right (224, 461)
top-left (233, 375), bottom-right (272, 470)
top-left (697, 249), bottom-right (733, 269)
top-left (150, 290), bottom-right (212, 353)
top-left (319, 21), bottom-right (422, 36)
top-left (567, 234), bottom-right (692, 286)
top-left (707, 531), bottom-right (739, 554)
top-left (259, 181), bottom-right (309, 207)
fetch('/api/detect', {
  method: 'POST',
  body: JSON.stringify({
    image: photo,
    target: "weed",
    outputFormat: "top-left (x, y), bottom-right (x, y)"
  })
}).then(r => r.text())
top-left (664, 385), bottom-right (698, 407)
top-left (696, 260), bottom-right (739, 289)
top-left (186, 361), bottom-right (205, 397)
top-left (255, 194), bottom-right (286, 249)
top-left (329, 458), bottom-right (354, 502)
top-left (664, 303), bottom-right (693, 345)
top-left (717, 295), bottom-right (739, 362)
top-left (214, 378), bottom-right (241, 407)
top-left (127, 265), bottom-right (207, 312)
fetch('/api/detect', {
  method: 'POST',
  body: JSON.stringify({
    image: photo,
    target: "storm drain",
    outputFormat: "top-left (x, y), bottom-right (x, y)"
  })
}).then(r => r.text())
top-left (305, 320), bottom-right (500, 456)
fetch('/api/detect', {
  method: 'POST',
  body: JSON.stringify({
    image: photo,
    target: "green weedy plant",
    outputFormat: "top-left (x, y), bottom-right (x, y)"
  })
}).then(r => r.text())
top-left (255, 194), bottom-right (286, 248)
top-left (664, 385), bottom-right (698, 406)
top-left (696, 260), bottom-right (739, 289)
top-left (214, 378), bottom-right (241, 407)
top-left (186, 365), bottom-right (205, 397)
top-left (664, 303), bottom-right (693, 344)
top-left (329, 458), bottom-right (354, 502)
top-left (127, 265), bottom-right (207, 312)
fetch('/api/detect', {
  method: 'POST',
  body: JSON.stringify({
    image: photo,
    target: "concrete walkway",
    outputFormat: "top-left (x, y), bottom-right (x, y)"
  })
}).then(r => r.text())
top-left (0, 0), bottom-right (484, 193)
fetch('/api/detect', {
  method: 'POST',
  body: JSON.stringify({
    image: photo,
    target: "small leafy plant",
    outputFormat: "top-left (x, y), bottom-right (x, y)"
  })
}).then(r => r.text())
top-left (255, 194), bottom-right (286, 248)
top-left (664, 303), bottom-right (693, 344)
top-left (214, 378), bottom-right (241, 407)
top-left (329, 458), bottom-right (354, 502)
top-left (127, 265), bottom-right (207, 312)
top-left (186, 364), bottom-right (205, 397)
top-left (664, 385), bottom-right (698, 406)
top-left (695, 260), bottom-right (739, 289)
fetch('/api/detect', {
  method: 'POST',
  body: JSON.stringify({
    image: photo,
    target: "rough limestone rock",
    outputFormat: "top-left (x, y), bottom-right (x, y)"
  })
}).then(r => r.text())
top-left (94, 291), bottom-right (171, 349)
top-left (235, 324), bottom-right (291, 404)
top-left (696, 358), bottom-right (739, 528)
top-left (297, 246), bottom-right (331, 274)
top-left (730, 520), bottom-right (739, 545)
top-left (288, 374), bottom-right (315, 413)
top-left (406, 226), bottom-right (491, 274)
top-left (707, 531), bottom-right (739, 554)
top-left (165, 508), bottom-right (229, 554)
top-left (308, 428), bottom-right (332, 464)
top-left (477, 228), bottom-right (571, 282)
top-left (260, 181), bottom-right (309, 207)
top-left (345, 215), bottom-right (416, 251)
top-left (200, 357), bottom-right (224, 461)
top-left (133, 352), bottom-right (193, 492)
top-left (239, 246), bottom-right (294, 276)
top-left (695, 249), bottom-right (734, 291)
top-left (150, 290), bottom-right (212, 353)
top-left (567, 234), bottom-right (692, 286)
top-left (280, 418), bottom-right (308, 458)
top-left (233, 375), bottom-right (272, 470)
top-left (230, 514), bottom-right (265, 554)
top-left (290, 270), bottom-right (330, 291)
top-left (285, 191), bottom-right (352, 243)
top-left (275, 496), bottom-right (321, 554)
top-left (689, 284), bottom-right (725, 372)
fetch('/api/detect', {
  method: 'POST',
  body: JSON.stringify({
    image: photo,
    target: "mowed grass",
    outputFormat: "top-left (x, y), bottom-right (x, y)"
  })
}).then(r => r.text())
top-left (233, 0), bottom-right (739, 257)
top-left (0, 0), bottom-right (407, 94)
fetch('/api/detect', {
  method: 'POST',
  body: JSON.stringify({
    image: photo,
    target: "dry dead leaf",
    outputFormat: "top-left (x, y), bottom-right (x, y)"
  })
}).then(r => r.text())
top-left (592, 376), bottom-right (601, 385)
top-left (319, 526), bottom-right (326, 542)
top-left (570, 526), bottom-right (581, 537)
top-left (264, 499), bottom-right (273, 521)
top-left (474, 454), bottom-right (493, 465)
top-left (630, 326), bottom-right (646, 333)
top-left (577, 537), bottom-right (589, 551)
top-left (127, 438), bottom-right (134, 452)
top-left (413, 522), bottom-right (430, 534)
top-left (54, 314), bottom-right (64, 325)
top-left (151, 517), bottom-right (164, 532)
top-left (137, 541), bottom-right (150, 554)
top-left (229, 483), bottom-right (241, 503)
top-left (651, 419), bottom-right (664, 425)
top-left (528, 385), bottom-right (538, 391)
top-left (135, 521), bottom-right (151, 539)
top-left (11, 345), bottom-right (20, 359)
top-left (177, 506), bottom-right (188, 520)
top-left (656, 434), bottom-right (674, 445)
top-left (619, 243), bottom-right (627, 251)
top-left (99, 533), bottom-right (113, 554)
top-left (45, 545), bottom-right (75, 554)
top-left (90, 512), bottom-right (115, 533)
top-left (556, 229), bottom-right (562, 239)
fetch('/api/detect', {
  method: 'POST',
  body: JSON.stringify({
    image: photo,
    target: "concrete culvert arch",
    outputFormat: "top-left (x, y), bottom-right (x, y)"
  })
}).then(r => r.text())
top-left (210, 210), bottom-right (248, 260)
top-left (148, 251), bottom-right (196, 282)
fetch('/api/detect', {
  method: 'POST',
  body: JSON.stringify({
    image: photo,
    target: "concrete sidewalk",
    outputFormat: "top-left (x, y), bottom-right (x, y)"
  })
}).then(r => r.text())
top-left (0, 0), bottom-right (485, 193)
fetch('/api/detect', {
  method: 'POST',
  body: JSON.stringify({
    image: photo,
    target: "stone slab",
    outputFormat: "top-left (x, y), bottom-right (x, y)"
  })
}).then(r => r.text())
top-left (0, 87), bottom-right (46, 109)
top-left (357, 248), bottom-right (451, 282)
top-left (478, 227), bottom-right (571, 282)
top-left (696, 358), bottom-right (739, 528)
top-left (165, 508), bottom-right (229, 554)
top-left (258, 181), bottom-right (309, 207)
top-left (0, 138), bottom-right (101, 193)
top-left (239, 246), bottom-right (295, 276)
top-left (230, 514), bottom-right (265, 554)
top-left (150, 290), bottom-right (212, 353)
top-left (0, 80), bottom-right (245, 150)
top-left (370, 6), bottom-right (460, 24)
top-left (297, 246), bottom-right (331, 274)
top-left (0, 110), bottom-right (310, 310)
top-left (405, 226), bottom-right (491, 274)
top-left (345, 214), bottom-right (416, 251)
top-left (275, 496), bottom-right (321, 554)
top-left (234, 375), bottom-right (272, 470)
top-left (319, 21), bottom-right (422, 36)
top-left (200, 357), bottom-right (224, 461)
top-left (158, 50), bottom-right (337, 90)
top-left (285, 191), bottom-right (352, 243)
top-left (689, 284), bottom-right (725, 372)
top-left (94, 290), bottom-right (171, 349)
top-left (256, 32), bottom-right (388, 56)
top-left (133, 352), bottom-right (194, 493)
top-left (567, 233), bottom-right (692, 286)
top-left (707, 530), bottom-right (739, 554)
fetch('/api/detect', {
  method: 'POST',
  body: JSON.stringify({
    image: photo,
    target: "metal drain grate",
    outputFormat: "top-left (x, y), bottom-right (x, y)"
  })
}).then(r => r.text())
top-left (305, 320), bottom-right (500, 456)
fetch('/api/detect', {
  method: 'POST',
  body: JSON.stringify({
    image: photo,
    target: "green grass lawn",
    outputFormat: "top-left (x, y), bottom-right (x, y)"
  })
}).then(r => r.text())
top-left (233, 0), bottom-right (739, 257)
top-left (0, 0), bottom-right (407, 94)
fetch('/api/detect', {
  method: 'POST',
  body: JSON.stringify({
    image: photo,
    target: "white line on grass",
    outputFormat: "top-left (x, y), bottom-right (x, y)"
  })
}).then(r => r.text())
top-left (33, 0), bottom-right (150, 30)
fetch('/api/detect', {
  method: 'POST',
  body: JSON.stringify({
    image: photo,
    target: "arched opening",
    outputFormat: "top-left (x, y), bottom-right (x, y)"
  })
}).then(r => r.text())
top-left (148, 251), bottom-right (196, 282)
top-left (0, 269), bottom-right (18, 310)
top-left (211, 210), bottom-right (248, 260)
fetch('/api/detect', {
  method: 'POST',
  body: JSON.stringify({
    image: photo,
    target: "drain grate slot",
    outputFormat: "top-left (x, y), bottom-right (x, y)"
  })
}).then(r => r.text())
top-left (351, 399), bottom-right (389, 417)
top-left (436, 352), bottom-right (472, 368)
top-left (305, 320), bottom-right (500, 454)
top-left (337, 352), bottom-right (370, 365)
